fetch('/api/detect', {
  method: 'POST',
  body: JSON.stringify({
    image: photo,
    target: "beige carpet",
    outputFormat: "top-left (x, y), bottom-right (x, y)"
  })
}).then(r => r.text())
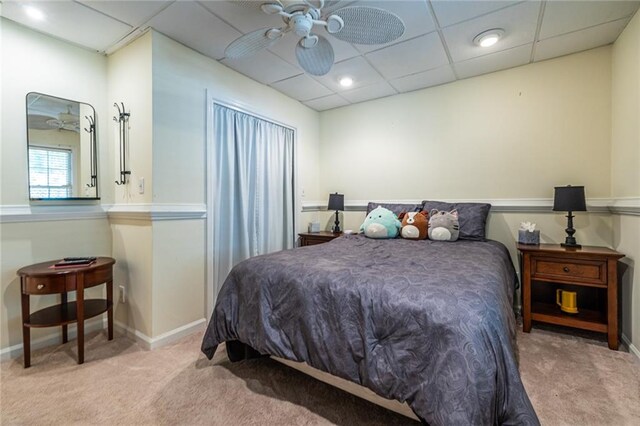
top-left (1, 327), bottom-right (639, 425)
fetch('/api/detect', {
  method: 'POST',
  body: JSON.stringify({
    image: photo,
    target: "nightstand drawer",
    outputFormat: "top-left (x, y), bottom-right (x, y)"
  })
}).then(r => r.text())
top-left (532, 257), bottom-right (607, 286)
top-left (24, 275), bottom-right (72, 294)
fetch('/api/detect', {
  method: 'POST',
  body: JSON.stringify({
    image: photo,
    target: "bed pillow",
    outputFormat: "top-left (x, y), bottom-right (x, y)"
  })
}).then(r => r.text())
top-left (366, 202), bottom-right (421, 216)
top-left (421, 201), bottom-right (491, 241)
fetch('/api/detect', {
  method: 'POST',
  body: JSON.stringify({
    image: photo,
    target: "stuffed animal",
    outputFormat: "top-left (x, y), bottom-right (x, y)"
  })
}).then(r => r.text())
top-left (360, 206), bottom-right (401, 239)
top-left (398, 210), bottom-right (429, 240)
top-left (428, 209), bottom-right (460, 241)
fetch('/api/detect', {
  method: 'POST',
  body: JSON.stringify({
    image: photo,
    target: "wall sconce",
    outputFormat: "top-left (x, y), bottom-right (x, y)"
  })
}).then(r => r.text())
top-left (84, 115), bottom-right (97, 188)
top-left (328, 192), bottom-right (344, 233)
top-left (113, 102), bottom-right (130, 185)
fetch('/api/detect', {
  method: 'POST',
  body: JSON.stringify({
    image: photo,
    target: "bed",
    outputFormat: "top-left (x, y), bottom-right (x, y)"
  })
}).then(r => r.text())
top-left (201, 234), bottom-right (539, 425)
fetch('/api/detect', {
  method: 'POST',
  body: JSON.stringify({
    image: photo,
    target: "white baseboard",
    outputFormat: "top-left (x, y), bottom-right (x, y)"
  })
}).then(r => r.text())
top-left (621, 334), bottom-right (640, 362)
top-left (1, 318), bottom-right (207, 362)
top-left (0, 317), bottom-right (106, 362)
top-left (113, 318), bottom-right (206, 350)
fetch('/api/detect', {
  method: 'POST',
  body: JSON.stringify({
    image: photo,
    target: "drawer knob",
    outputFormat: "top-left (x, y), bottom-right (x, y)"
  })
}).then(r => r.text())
top-left (37, 284), bottom-right (45, 290)
top-left (563, 267), bottom-right (570, 273)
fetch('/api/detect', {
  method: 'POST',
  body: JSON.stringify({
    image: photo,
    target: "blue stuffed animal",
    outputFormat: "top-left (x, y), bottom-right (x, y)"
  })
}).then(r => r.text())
top-left (360, 206), bottom-right (401, 239)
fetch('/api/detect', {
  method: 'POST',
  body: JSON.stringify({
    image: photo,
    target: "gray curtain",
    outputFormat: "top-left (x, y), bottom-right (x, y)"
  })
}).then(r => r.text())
top-left (213, 104), bottom-right (294, 295)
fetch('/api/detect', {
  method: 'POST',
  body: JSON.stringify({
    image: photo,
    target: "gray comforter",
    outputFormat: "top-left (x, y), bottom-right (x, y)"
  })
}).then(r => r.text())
top-left (202, 235), bottom-right (539, 425)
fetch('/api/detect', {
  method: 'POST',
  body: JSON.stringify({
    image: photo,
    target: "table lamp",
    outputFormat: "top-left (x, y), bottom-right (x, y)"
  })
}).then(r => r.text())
top-left (328, 192), bottom-right (344, 233)
top-left (553, 185), bottom-right (586, 248)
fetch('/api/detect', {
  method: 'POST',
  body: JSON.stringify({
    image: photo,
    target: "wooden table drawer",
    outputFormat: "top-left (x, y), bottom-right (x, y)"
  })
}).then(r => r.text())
top-left (84, 266), bottom-right (112, 288)
top-left (24, 275), bottom-right (73, 294)
top-left (532, 257), bottom-right (607, 285)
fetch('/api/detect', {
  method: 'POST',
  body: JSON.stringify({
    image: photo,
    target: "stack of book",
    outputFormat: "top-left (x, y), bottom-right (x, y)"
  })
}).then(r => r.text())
top-left (53, 257), bottom-right (97, 268)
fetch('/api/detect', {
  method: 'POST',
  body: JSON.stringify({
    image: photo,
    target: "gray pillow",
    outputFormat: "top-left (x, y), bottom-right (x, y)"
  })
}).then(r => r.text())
top-left (421, 201), bottom-right (491, 241)
top-left (366, 202), bottom-right (421, 216)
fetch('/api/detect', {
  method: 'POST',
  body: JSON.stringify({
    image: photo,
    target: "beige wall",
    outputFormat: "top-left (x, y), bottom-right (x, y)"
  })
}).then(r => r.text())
top-left (0, 19), bottom-right (112, 351)
top-left (611, 12), bottom-right (640, 350)
top-left (319, 47), bottom-right (612, 201)
top-left (149, 31), bottom-right (321, 323)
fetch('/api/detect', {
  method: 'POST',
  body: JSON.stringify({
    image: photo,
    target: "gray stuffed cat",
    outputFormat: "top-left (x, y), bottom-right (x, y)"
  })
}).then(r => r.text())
top-left (428, 209), bottom-right (460, 241)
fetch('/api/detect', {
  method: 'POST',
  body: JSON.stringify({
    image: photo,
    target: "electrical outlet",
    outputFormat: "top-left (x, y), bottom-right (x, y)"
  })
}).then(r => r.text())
top-left (119, 285), bottom-right (126, 303)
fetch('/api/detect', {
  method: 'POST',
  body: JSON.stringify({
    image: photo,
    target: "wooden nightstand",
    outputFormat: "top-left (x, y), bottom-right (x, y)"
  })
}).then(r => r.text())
top-left (517, 244), bottom-right (624, 350)
top-left (298, 231), bottom-right (343, 246)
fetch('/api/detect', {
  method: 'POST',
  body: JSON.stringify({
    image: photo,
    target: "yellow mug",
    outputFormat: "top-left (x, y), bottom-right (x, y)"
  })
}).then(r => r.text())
top-left (556, 289), bottom-right (578, 314)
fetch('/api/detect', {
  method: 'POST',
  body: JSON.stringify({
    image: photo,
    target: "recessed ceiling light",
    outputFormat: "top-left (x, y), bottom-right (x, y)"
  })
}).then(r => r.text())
top-left (474, 29), bottom-right (504, 48)
top-left (339, 77), bottom-right (353, 87)
top-left (24, 5), bottom-right (46, 21)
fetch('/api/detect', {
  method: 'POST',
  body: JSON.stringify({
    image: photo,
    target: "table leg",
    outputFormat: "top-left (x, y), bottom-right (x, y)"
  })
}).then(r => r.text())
top-left (21, 288), bottom-right (31, 368)
top-left (607, 259), bottom-right (619, 350)
top-left (77, 275), bottom-right (84, 364)
top-left (61, 292), bottom-right (68, 344)
top-left (107, 279), bottom-right (113, 340)
top-left (522, 253), bottom-right (532, 333)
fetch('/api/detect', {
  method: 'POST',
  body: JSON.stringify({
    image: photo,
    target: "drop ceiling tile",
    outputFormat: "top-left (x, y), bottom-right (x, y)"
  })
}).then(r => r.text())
top-left (77, 1), bottom-right (170, 27)
top-left (312, 56), bottom-right (384, 91)
top-left (540, 0), bottom-right (640, 40)
top-left (268, 33), bottom-right (360, 68)
top-left (222, 50), bottom-right (302, 84)
top-left (389, 65), bottom-right (456, 93)
top-left (1, 1), bottom-right (132, 51)
top-left (430, 0), bottom-right (521, 28)
top-left (340, 80), bottom-right (397, 103)
top-left (454, 43), bottom-right (532, 79)
top-left (146, 1), bottom-right (242, 60)
top-left (366, 32), bottom-right (448, 80)
top-left (303, 94), bottom-right (349, 111)
top-left (535, 17), bottom-right (631, 62)
top-left (199, 0), bottom-right (284, 33)
top-left (443, 1), bottom-right (540, 62)
top-left (353, 0), bottom-right (436, 53)
top-left (270, 74), bottom-right (333, 101)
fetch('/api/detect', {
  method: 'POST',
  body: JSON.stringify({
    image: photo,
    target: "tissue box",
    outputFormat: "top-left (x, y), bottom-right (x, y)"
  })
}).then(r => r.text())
top-left (518, 229), bottom-right (540, 245)
top-left (308, 221), bottom-right (320, 233)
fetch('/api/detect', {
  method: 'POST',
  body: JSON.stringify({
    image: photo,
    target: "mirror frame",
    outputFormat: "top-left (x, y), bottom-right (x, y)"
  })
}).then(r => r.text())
top-left (26, 92), bottom-right (100, 201)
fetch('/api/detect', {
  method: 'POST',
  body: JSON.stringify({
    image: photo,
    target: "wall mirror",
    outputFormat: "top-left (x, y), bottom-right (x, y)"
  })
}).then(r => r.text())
top-left (26, 92), bottom-right (99, 200)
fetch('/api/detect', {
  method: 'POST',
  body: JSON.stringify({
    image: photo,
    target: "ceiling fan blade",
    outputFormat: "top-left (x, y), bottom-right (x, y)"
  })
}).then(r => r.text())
top-left (225, 27), bottom-right (283, 59)
top-left (295, 34), bottom-right (334, 76)
top-left (329, 6), bottom-right (405, 45)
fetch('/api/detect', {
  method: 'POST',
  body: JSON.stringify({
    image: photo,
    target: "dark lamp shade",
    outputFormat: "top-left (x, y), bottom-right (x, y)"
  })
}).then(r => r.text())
top-left (328, 193), bottom-right (344, 211)
top-left (553, 185), bottom-right (586, 212)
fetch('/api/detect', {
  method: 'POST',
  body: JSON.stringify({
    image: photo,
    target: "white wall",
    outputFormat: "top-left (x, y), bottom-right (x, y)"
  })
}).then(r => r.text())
top-left (611, 11), bottom-right (640, 352)
top-left (0, 19), bottom-right (111, 352)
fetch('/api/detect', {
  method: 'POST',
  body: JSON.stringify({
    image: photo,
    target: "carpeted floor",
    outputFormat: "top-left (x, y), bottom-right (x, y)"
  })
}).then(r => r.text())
top-left (1, 327), bottom-right (639, 425)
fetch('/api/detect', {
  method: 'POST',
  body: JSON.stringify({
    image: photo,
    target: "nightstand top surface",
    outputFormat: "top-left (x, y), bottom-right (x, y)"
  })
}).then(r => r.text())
top-left (298, 231), bottom-right (343, 237)
top-left (516, 243), bottom-right (624, 258)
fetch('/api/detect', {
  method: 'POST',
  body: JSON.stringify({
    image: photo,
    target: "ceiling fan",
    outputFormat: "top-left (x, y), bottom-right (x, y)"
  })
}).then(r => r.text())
top-left (225, 0), bottom-right (406, 76)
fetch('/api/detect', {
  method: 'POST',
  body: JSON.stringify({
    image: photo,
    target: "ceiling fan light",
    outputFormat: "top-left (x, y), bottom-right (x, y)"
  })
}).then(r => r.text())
top-left (339, 77), bottom-right (353, 87)
top-left (326, 15), bottom-right (344, 34)
top-left (261, 3), bottom-right (283, 15)
top-left (473, 29), bottom-right (504, 47)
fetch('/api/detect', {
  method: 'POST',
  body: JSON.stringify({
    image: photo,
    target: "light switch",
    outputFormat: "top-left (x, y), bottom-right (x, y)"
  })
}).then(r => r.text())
top-left (138, 177), bottom-right (144, 194)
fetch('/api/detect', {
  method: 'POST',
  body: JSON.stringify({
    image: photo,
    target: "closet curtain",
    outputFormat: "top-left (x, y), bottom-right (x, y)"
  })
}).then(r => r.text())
top-left (213, 104), bottom-right (295, 296)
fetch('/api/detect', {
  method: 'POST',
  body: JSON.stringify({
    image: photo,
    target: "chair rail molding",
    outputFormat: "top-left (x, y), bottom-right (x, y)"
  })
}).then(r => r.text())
top-left (0, 204), bottom-right (107, 223)
top-left (301, 198), bottom-right (635, 214)
top-left (107, 203), bottom-right (207, 221)
top-left (0, 203), bottom-right (208, 223)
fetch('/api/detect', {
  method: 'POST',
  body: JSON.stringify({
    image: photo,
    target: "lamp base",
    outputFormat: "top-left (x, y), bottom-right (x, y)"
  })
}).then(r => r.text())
top-left (561, 242), bottom-right (582, 249)
top-left (333, 210), bottom-right (341, 234)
